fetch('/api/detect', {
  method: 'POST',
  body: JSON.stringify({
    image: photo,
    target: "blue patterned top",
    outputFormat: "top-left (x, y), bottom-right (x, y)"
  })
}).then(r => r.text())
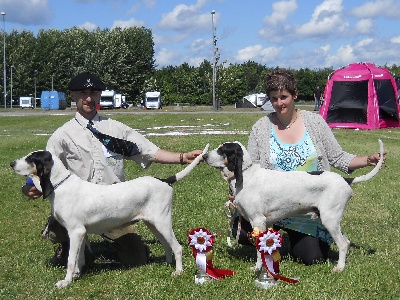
top-left (270, 126), bottom-right (333, 244)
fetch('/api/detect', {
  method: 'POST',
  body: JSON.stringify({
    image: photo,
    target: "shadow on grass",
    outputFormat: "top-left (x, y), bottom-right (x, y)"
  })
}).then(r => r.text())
top-left (78, 238), bottom-right (167, 275)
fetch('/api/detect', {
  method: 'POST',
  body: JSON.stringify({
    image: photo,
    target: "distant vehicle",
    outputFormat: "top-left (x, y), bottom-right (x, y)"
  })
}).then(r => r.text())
top-left (145, 91), bottom-right (162, 109)
top-left (100, 90), bottom-right (115, 109)
top-left (19, 96), bottom-right (35, 109)
top-left (100, 90), bottom-right (126, 109)
top-left (114, 93), bottom-right (123, 108)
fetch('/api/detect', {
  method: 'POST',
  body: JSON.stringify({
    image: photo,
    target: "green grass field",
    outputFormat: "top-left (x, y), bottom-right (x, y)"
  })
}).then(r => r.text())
top-left (1, 108), bottom-right (399, 299)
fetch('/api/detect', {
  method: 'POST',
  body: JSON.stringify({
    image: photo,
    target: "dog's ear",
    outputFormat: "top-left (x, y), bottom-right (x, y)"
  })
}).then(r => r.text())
top-left (224, 143), bottom-right (243, 189)
top-left (29, 151), bottom-right (54, 199)
top-left (233, 144), bottom-right (243, 189)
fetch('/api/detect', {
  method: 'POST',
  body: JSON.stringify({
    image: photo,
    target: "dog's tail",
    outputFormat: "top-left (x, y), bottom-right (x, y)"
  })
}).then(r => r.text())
top-left (160, 144), bottom-right (209, 185)
top-left (348, 139), bottom-right (384, 185)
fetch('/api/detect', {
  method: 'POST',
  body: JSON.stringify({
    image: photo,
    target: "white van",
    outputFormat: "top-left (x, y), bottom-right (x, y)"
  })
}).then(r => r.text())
top-left (145, 91), bottom-right (162, 109)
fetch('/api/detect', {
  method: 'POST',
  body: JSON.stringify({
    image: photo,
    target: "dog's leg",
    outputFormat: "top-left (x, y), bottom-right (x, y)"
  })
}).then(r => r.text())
top-left (144, 221), bottom-right (183, 276)
top-left (56, 227), bottom-right (86, 288)
top-left (250, 216), bottom-right (267, 271)
top-left (319, 210), bottom-right (350, 272)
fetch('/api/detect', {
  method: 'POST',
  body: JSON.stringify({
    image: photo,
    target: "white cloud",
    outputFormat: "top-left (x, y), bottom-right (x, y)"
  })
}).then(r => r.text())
top-left (185, 56), bottom-right (207, 67)
top-left (296, 14), bottom-right (347, 37)
top-left (78, 22), bottom-right (98, 31)
top-left (355, 19), bottom-right (373, 34)
top-left (155, 48), bottom-right (180, 67)
top-left (191, 38), bottom-right (211, 53)
top-left (296, 0), bottom-right (348, 37)
top-left (350, 0), bottom-right (394, 18)
top-left (158, 0), bottom-right (211, 33)
top-left (319, 44), bottom-right (331, 54)
top-left (235, 45), bottom-right (281, 64)
top-left (391, 36), bottom-right (400, 43)
top-left (259, 0), bottom-right (350, 42)
top-left (2, 0), bottom-right (53, 25)
top-left (263, 0), bottom-right (298, 26)
top-left (259, 0), bottom-right (297, 42)
top-left (112, 18), bottom-right (145, 29)
top-left (356, 38), bottom-right (374, 47)
top-left (325, 45), bottom-right (357, 67)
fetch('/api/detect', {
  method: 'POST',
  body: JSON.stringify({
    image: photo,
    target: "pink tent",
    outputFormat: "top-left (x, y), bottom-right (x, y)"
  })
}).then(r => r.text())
top-left (319, 62), bottom-right (400, 130)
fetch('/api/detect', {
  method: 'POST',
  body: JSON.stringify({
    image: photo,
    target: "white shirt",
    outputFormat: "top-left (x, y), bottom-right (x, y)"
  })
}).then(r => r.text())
top-left (46, 112), bottom-right (159, 184)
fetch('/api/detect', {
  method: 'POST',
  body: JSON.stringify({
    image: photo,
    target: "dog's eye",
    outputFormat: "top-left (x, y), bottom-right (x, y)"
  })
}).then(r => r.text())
top-left (26, 156), bottom-right (34, 164)
top-left (217, 148), bottom-right (224, 155)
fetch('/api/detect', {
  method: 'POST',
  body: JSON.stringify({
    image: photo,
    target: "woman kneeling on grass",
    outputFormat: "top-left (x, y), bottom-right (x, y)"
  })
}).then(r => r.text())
top-left (232, 68), bottom-right (386, 265)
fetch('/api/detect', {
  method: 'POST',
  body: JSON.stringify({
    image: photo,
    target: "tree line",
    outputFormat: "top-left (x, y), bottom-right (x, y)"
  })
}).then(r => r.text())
top-left (2, 27), bottom-right (400, 107)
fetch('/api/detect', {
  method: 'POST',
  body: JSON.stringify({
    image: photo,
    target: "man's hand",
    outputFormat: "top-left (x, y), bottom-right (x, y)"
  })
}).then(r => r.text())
top-left (22, 184), bottom-right (43, 199)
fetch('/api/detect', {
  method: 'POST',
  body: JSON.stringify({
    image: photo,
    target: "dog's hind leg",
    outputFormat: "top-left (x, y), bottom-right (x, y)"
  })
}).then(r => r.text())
top-left (144, 220), bottom-right (183, 276)
top-left (56, 227), bottom-right (86, 288)
top-left (319, 210), bottom-right (350, 272)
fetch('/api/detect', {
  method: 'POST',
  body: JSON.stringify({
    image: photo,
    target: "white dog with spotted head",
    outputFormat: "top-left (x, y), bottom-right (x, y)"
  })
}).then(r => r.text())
top-left (10, 144), bottom-right (208, 288)
top-left (203, 140), bottom-right (384, 273)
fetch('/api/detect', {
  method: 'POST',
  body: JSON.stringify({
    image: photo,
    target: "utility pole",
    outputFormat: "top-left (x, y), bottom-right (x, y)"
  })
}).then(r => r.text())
top-left (1, 12), bottom-right (6, 109)
top-left (211, 10), bottom-right (220, 110)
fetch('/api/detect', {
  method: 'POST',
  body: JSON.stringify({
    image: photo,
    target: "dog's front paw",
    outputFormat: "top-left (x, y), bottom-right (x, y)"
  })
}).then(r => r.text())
top-left (331, 266), bottom-right (344, 273)
top-left (55, 279), bottom-right (72, 288)
top-left (171, 269), bottom-right (183, 277)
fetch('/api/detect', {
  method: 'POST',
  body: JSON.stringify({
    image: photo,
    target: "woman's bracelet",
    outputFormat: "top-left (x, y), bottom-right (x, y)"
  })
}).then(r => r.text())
top-left (180, 152), bottom-right (185, 164)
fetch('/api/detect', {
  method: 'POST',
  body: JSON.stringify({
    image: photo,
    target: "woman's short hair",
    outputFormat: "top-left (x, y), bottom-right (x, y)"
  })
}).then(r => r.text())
top-left (264, 68), bottom-right (297, 96)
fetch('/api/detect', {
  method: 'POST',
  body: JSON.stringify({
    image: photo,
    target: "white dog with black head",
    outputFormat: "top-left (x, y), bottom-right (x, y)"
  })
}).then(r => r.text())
top-left (10, 144), bottom-right (209, 288)
top-left (203, 140), bottom-right (384, 273)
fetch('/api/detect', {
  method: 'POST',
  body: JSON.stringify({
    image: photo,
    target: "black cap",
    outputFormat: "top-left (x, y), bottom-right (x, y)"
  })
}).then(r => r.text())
top-left (68, 72), bottom-right (106, 91)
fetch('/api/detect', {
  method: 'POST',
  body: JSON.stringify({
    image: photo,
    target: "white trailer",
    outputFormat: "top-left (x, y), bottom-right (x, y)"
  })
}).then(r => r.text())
top-left (145, 91), bottom-right (162, 109)
top-left (114, 93), bottom-right (122, 108)
top-left (19, 96), bottom-right (35, 109)
top-left (100, 90), bottom-right (115, 109)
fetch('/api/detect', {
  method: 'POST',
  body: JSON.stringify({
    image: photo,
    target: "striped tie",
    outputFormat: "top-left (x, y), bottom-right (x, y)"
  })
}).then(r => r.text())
top-left (87, 121), bottom-right (140, 156)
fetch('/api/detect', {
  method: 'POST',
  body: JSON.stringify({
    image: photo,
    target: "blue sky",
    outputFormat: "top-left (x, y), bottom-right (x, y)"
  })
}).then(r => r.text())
top-left (2, 0), bottom-right (400, 69)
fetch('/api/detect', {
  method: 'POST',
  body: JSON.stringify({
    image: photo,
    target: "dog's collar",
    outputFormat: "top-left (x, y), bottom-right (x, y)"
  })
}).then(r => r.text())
top-left (242, 163), bottom-right (252, 172)
top-left (53, 174), bottom-right (71, 190)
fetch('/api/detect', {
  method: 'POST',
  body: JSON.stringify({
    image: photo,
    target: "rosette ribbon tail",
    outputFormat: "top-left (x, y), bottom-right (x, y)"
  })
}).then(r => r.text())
top-left (189, 227), bottom-right (235, 281)
top-left (206, 259), bottom-right (236, 280)
top-left (261, 253), bottom-right (299, 284)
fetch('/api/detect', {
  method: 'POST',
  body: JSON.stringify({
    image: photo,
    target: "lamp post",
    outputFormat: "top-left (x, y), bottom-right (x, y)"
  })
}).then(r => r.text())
top-left (34, 70), bottom-right (37, 109)
top-left (211, 10), bottom-right (216, 110)
top-left (1, 12), bottom-right (6, 109)
top-left (10, 64), bottom-right (13, 108)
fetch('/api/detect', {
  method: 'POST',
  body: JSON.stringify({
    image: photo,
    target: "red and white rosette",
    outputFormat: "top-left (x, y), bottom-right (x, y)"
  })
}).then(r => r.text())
top-left (188, 227), bottom-right (235, 280)
top-left (256, 229), bottom-right (299, 284)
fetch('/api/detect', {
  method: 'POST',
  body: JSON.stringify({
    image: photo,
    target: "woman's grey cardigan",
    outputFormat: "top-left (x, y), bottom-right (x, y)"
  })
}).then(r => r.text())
top-left (247, 110), bottom-right (356, 174)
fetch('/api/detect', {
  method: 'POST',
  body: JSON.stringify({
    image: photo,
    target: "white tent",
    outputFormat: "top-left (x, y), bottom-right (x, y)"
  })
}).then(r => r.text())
top-left (243, 93), bottom-right (274, 111)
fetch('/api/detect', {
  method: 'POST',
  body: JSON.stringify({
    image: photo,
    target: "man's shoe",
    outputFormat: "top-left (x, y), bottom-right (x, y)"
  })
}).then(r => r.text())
top-left (48, 241), bottom-right (69, 268)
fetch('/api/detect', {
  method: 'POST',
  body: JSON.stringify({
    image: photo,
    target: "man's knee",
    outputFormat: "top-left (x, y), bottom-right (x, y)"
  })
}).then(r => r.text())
top-left (45, 216), bottom-right (69, 244)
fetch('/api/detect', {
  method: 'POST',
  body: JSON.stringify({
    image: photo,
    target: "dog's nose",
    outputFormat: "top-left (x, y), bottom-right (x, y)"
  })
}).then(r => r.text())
top-left (10, 161), bottom-right (15, 168)
top-left (202, 153), bottom-right (208, 160)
